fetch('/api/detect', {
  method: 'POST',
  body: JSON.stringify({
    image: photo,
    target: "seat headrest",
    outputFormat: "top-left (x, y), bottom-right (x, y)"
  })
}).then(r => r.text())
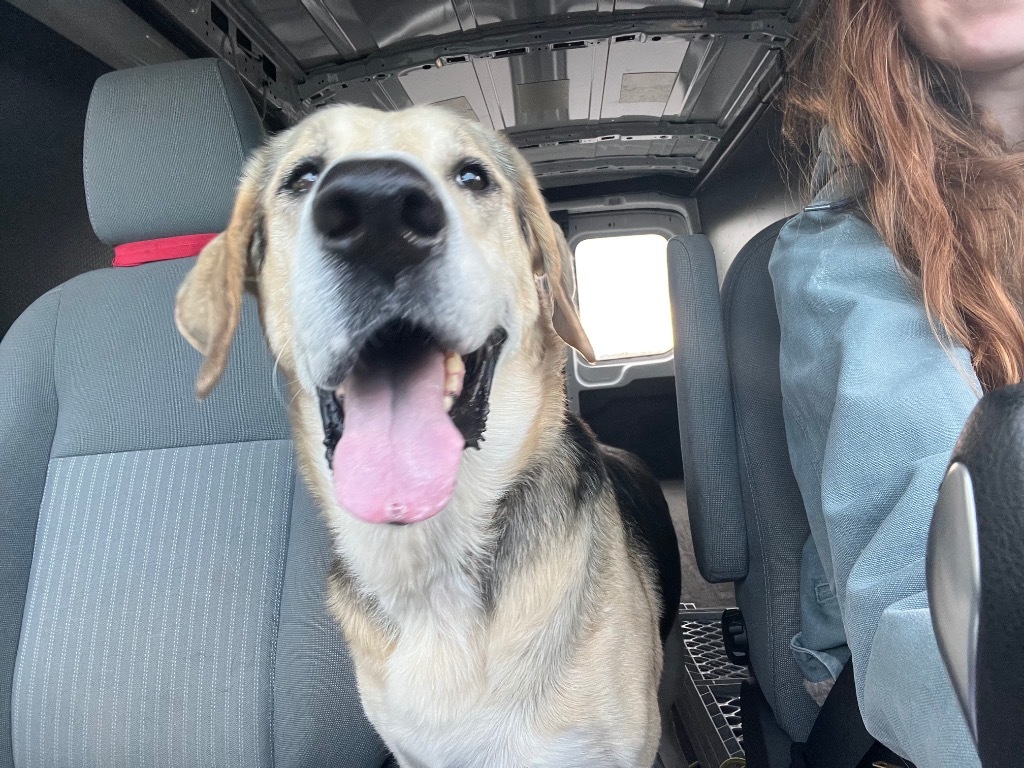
top-left (84, 59), bottom-right (265, 247)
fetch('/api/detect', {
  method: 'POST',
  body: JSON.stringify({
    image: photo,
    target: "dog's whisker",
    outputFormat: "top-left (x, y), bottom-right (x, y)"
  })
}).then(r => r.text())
top-left (270, 342), bottom-right (291, 406)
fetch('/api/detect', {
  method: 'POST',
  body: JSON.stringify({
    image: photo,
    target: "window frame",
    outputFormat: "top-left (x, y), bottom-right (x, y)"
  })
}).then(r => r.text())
top-left (552, 199), bottom-right (695, 413)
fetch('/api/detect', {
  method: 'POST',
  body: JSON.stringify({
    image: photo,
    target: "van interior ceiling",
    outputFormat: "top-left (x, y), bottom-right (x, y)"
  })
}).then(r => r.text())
top-left (1, 1), bottom-right (814, 766)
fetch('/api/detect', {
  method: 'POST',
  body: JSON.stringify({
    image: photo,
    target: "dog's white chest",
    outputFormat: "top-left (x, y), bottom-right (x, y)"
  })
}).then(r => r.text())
top-left (369, 687), bottom-right (615, 768)
top-left (373, 698), bottom-right (532, 768)
top-left (331, 469), bottom-right (655, 768)
top-left (363, 633), bottom-right (633, 768)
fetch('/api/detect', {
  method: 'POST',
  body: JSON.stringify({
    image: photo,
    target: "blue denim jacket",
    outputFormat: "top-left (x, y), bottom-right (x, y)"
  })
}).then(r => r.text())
top-left (769, 137), bottom-right (981, 766)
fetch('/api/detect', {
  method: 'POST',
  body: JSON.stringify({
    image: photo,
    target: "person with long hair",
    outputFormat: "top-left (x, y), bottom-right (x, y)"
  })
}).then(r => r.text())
top-left (773, 0), bottom-right (1023, 763)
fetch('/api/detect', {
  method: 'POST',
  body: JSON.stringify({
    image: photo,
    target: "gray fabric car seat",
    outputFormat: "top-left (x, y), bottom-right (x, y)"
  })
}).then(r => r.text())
top-left (0, 58), bottom-right (388, 768)
top-left (668, 222), bottom-right (819, 756)
top-left (667, 234), bottom-right (747, 585)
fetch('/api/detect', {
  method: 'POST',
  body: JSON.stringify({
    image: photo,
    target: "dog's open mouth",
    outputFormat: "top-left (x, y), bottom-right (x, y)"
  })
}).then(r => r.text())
top-left (317, 321), bottom-right (506, 525)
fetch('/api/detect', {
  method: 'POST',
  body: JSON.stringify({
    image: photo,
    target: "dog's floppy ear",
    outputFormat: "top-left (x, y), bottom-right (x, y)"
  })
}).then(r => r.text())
top-left (510, 152), bottom-right (597, 363)
top-left (175, 151), bottom-right (266, 399)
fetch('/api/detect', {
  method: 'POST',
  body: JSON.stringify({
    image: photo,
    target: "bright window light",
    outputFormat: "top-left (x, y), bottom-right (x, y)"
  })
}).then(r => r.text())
top-left (573, 233), bottom-right (672, 361)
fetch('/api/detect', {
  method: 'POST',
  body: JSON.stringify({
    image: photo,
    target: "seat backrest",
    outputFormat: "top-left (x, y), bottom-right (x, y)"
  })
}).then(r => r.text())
top-left (720, 218), bottom-right (819, 741)
top-left (0, 59), bottom-right (387, 768)
top-left (669, 221), bottom-right (820, 743)
top-left (667, 234), bottom-right (747, 584)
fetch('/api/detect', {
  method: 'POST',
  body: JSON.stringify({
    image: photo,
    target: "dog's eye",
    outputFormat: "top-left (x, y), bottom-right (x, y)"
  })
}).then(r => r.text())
top-left (455, 162), bottom-right (490, 192)
top-left (283, 161), bottom-right (322, 195)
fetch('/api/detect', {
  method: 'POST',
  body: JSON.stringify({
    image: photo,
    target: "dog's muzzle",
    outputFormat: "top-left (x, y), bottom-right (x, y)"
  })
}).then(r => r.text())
top-left (303, 158), bottom-right (509, 527)
top-left (316, 324), bottom-right (507, 527)
top-left (312, 158), bottom-right (446, 284)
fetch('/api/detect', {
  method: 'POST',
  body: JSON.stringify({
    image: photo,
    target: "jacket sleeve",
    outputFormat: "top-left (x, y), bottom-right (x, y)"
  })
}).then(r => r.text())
top-left (769, 208), bottom-right (981, 766)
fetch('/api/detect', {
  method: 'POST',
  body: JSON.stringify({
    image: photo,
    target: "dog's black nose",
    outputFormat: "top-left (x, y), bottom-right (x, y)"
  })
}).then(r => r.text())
top-left (312, 159), bottom-right (446, 281)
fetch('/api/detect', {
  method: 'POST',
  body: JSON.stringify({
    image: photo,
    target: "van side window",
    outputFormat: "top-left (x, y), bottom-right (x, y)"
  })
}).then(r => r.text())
top-left (574, 233), bottom-right (671, 361)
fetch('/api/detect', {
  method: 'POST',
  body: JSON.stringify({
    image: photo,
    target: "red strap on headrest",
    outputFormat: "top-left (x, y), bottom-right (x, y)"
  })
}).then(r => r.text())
top-left (112, 233), bottom-right (219, 267)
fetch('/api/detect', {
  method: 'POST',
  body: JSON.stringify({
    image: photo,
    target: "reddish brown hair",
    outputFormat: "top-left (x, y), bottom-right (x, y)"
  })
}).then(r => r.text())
top-left (782, 0), bottom-right (1024, 390)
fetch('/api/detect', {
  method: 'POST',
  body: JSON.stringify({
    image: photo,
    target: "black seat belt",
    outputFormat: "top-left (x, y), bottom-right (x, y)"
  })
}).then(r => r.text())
top-left (790, 662), bottom-right (913, 768)
top-left (790, 662), bottom-right (874, 768)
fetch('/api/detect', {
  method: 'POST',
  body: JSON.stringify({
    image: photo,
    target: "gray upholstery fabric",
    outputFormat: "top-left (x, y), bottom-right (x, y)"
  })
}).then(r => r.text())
top-left (0, 289), bottom-right (61, 768)
top-left (721, 219), bottom-right (819, 741)
top-left (275, 478), bottom-right (390, 768)
top-left (47, 258), bottom-right (290, 459)
top-left (2, 264), bottom-right (388, 767)
top-left (83, 59), bottom-right (264, 246)
top-left (667, 235), bottom-right (747, 583)
top-left (13, 442), bottom-right (294, 767)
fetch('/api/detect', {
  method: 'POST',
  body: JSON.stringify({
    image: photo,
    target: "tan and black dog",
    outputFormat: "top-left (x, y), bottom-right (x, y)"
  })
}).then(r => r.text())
top-left (175, 104), bottom-right (680, 768)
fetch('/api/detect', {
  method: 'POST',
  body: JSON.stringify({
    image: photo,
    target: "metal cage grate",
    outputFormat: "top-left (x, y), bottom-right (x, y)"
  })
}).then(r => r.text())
top-left (675, 608), bottom-right (747, 761)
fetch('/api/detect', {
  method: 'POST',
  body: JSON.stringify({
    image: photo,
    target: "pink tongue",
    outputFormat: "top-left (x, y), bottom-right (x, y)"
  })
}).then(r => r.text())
top-left (333, 350), bottom-right (464, 524)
